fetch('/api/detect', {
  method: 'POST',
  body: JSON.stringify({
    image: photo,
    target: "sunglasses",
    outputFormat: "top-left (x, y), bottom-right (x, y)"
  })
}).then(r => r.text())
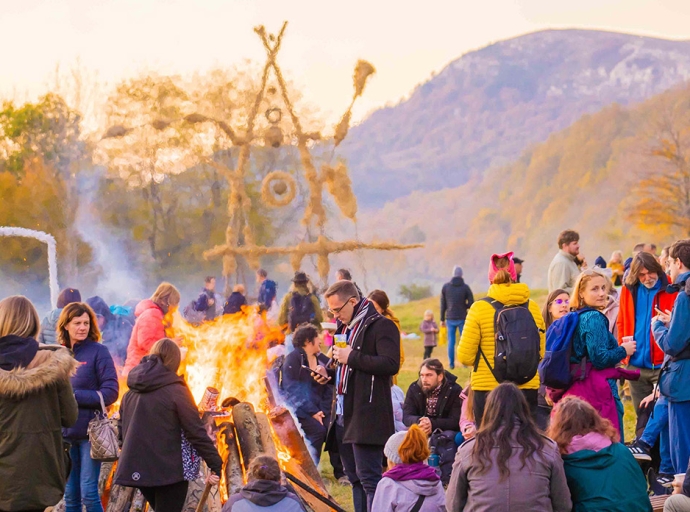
top-left (552, 298), bottom-right (570, 305)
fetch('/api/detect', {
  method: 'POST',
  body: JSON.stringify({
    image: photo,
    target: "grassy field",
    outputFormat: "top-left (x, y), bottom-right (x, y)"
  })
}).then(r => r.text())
top-left (317, 292), bottom-right (635, 511)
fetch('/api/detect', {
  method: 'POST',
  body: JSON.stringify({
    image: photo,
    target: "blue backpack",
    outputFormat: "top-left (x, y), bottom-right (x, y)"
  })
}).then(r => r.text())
top-left (538, 308), bottom-right (593, 390)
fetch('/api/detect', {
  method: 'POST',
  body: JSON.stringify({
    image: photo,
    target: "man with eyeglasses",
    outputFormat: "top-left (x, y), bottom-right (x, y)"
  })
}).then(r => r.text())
top-left (318, 280), bottom-right (400, 512)
top-left (618, 252), bottom-right (677, 414)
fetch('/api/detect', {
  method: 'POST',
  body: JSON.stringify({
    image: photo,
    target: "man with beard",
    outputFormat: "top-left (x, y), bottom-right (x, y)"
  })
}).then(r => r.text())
top-left (618, 252), bottom-right (677, 413)
top-left (548, 229), bottom-right (587, 293)
top-left (402, 359), bottom-right (462, 435)
top-left (319, 280), bottom-right (399, 512)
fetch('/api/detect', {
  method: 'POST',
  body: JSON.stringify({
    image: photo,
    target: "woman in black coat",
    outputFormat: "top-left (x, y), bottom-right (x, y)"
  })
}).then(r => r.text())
top-left (115, 338), bottom-right (222, 512)
top-left (281, 324), bottom-right (333, 463)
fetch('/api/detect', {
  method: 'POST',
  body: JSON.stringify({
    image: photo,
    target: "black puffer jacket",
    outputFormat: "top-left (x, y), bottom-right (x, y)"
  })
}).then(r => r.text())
top-left (402, 371), bottom-right (462, 431)
top-left (440, 277), bottom-right (474, 322)
top-left (115, 355), bottom-right (223, 487)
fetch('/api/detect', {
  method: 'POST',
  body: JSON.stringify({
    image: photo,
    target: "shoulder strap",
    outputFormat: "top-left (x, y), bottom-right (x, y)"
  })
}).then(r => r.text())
top-left (96, 390), bottom-right (107, 415)
top-left (411, 494), bottom-right (426, 512)
top-left (473, 298), bottom-right (503, 378)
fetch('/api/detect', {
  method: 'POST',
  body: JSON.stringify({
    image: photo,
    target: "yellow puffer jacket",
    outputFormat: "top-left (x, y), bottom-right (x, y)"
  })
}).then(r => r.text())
top-left (458, 283), bottom-right (545, 391)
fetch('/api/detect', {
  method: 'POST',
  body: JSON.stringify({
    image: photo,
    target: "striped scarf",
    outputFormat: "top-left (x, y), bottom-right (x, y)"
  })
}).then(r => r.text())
top-left (337, 298), bottom-right (371, 395)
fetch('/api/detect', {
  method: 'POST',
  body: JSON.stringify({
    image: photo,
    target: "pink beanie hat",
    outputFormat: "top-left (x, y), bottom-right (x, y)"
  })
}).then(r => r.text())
top-left (488, 251), bottom-right (517, 283)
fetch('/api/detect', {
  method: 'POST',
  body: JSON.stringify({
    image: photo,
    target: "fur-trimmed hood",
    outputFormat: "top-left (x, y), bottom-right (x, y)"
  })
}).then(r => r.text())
top-left (0, 345), bottom-right (78, 400)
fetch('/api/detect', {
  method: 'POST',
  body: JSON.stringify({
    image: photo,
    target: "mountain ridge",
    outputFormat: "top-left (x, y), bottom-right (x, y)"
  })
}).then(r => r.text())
top-left (340, 28), bottom-right (690, 206)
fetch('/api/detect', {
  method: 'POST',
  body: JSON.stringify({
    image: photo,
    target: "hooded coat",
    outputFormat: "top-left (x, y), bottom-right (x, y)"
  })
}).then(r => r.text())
top-left (562, 440), bottom-right (651, 512)
top-left (458, 283), bottom-right (546, 391)
top-left (0, 337), bottom-right (79, 511)
top-left (37, 307), bottom-right (62, 345)
top-left (223, 479), bottom-right (307, 511)
top-left (123, 299), bottom-right (168, 375)
top-left (372, 462), bottom-right (446, 512)
top-left (86, 296), bottom-right (134, 367)
top-left (440, 277), bottom-right (474, 322)
top-left (115, 355), bottom-right (223, 488)
top-left (402, 371), bottom-right (462, 432)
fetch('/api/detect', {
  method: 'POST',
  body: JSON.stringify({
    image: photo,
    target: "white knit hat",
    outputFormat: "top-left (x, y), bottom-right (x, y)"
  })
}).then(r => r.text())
top-left (383, 431), bottom-right (407, 464)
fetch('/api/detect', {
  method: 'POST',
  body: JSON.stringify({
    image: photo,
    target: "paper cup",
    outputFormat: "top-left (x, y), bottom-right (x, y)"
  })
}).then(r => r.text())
top-left (622, 336), bottom-right (634, 343)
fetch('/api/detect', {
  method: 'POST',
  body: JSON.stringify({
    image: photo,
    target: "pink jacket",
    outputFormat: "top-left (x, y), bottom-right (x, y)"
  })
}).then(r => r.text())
top-left (459, 388), bottom-right (475, 434)
top-left (550, 363), bottom-right (639, 431)
top-left (123, 300), bottom-right (166, 375)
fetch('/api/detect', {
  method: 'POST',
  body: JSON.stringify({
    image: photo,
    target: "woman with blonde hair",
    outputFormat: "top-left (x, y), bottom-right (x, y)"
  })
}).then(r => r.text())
top-left (547, 396), bottom-right (649, 512)
top-left (123, 282), bottom-right (181, 375)
top-left (0, 296), bottom-right (79, 511)
top-left (59, 302), bottom-right (119, 512)
top-left (559, 270), bottom-right (637, 437)
top-left (371, 425), bottom-right (446, 511)
top-left (458, 251), bottom-right (546, 422)
top-left (116, 338), bottom-right (222, 512)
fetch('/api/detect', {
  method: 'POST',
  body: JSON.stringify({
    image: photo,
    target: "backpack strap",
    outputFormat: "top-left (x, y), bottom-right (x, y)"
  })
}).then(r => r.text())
top-left (473, 298), bottom-right (504, 379)
top-left (411, 494), bottom-right (426, 512)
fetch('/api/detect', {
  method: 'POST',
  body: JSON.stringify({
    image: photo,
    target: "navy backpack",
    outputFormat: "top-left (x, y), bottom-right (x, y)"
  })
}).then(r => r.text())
top-left (538, 308), bottom-right (593, 390)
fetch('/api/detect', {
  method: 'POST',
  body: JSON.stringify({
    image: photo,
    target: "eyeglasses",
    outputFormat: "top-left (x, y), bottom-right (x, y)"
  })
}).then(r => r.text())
top-left (553, 299), bottom-right (570, 305)
top-left (329, 296), bottom-right (357, 315)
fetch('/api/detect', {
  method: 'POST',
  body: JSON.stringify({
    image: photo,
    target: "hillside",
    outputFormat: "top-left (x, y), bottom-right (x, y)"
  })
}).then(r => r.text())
top-left (332, 83), bottom-right (690, 296)
top-left (340, 29), bottom-right (690, 205)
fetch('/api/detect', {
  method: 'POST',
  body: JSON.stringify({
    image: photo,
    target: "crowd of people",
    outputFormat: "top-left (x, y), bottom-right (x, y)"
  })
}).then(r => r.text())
top-left (2, 233), bottom-right (690, 512)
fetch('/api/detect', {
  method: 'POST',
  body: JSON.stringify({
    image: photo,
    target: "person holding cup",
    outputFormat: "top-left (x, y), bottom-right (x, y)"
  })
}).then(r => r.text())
top-left (664, 461), bottom-right (690, 512)
top-left (564, 269), bottom-right (638, 438)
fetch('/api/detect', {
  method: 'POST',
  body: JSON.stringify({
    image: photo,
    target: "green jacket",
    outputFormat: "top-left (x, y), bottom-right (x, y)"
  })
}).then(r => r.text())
top-left (278, 286), bottom-right (323, 331)
top-left (562, 442), bottom-right (651, 512)
top-left (0, 345), bottom-right (79, 511)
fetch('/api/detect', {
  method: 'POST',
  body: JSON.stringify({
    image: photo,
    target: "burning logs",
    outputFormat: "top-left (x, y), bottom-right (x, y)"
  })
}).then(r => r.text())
top-left (220, 421), bottom-right (244, 496)
top-left (232, 403), bottom-right (265, 470)
top-left (269, 406), bottom-right (324, 490)
top-left (255, 412), bottom-right (278, 459)
top-left (105, 485), bottom-right (135, 512)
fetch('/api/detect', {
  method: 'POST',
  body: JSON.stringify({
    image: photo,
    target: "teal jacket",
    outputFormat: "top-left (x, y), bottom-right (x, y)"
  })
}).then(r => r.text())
top-left (562, 442), bottom-right (651, 512)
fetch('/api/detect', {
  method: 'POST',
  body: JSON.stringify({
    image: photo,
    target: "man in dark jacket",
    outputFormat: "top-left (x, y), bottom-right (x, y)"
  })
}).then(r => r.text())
top-left (193, 276), bottom-right (217, 321)
top-left (256, 269), bottom-right (277, 310)
top-left (224, 284), bottom-right (248, 315)
top-left (322, 280), bottom-right (400, 512)
top-left (402, 359), bottom-right (462, 434)
top-left (440, 266), bottom-right (474, 369)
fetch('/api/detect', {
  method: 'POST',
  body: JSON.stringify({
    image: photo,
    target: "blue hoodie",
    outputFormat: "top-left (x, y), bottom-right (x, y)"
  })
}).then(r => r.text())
top-left (653, 271), bottom-right (690, 403)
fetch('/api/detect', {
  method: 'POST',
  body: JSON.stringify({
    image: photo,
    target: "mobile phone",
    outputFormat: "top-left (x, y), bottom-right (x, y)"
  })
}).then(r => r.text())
top-left (302, 365), bottom-right (331, 380)
top-left (654, 307), bottom-right (665, 316)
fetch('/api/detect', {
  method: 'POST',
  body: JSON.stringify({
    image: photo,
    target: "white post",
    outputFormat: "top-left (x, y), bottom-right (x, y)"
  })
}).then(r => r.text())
top-left (0, 227), bottom-right (60, 308)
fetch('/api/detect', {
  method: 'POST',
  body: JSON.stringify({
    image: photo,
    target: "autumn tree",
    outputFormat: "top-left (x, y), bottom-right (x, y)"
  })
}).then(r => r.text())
top-left (629, 92), bottom-right (690, 235)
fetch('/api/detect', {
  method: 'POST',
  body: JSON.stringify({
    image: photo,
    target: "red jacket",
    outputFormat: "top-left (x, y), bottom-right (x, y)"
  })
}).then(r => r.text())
top-left (617, 275), bottom-right (676, 367)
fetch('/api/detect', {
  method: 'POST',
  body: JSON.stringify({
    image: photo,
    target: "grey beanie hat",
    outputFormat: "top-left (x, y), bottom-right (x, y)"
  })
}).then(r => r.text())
top-left (383, 431), bottom-right (407, 465)
top-left (453, 265), bottom-right (463, 278)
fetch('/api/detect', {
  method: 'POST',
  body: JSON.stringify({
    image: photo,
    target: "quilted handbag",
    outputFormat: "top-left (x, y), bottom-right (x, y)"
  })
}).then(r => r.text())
top-left (88, 391), bottom-right (119, 462)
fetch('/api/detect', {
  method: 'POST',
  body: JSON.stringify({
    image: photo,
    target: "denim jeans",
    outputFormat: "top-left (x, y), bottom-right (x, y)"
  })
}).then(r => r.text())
top-left (65, 439), bottom-right (103, 512)
top-left (446, 319), bottom-right (465, 368)
top-left (640, 396), bottom-right (673, 475)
